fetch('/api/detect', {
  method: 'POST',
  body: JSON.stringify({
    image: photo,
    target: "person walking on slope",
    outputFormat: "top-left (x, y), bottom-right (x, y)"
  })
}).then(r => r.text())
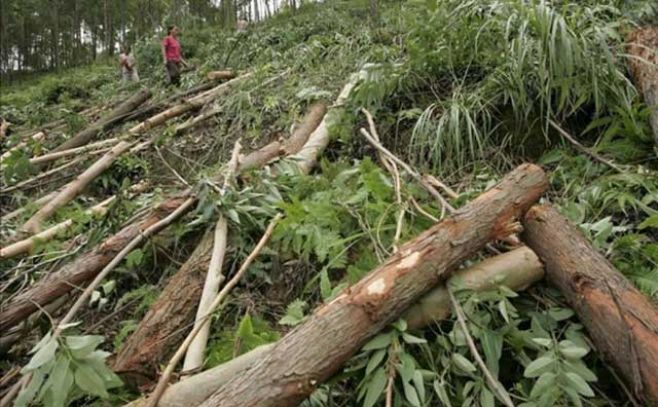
top-left (119, 45), bottom-right (139, 83)
top-left (162, 25), bottom-right (189, 86)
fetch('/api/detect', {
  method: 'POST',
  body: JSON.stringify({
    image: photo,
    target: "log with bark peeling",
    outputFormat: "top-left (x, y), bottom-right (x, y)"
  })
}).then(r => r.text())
top-left (50, 88), bottom-right (151, 153)
top-left (125, 246), bottom-right (544, 407)
top-left (522, 204), bottom-right (658, 405)
top-left (194, 163), bottom-right (546, 407)
top-left (112, 101), bottom-right (332, 387)
top-left (627, 26), bottom-right (658, 147)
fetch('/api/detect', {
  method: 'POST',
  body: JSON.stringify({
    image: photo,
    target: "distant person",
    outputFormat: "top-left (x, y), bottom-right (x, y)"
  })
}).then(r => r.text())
top-left (119, 45), bottom-right (139, 83)
top-left (236, 19), bottom-right (248, 33)
top-left (162, 25), bottom-right (189, 86)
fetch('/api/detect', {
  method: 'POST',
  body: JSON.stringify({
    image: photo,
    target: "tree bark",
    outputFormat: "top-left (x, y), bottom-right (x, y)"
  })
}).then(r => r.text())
top-left (125, 246), bottom-right (543, 407)
top-left (627, 27), bottom-right (658, 147)
top-left (196, 164), bottom-right (547, 407)
top-left (0, 196), bottom-right (190, 331)
top-left (51, 88), bottom-right (151, 153)
top-left (522, 204), bottom-right (658, 405)
top-left (112, 103), bottom-right (329, 388)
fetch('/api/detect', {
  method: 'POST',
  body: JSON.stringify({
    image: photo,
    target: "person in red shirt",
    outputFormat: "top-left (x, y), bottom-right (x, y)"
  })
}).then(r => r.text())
top-left (161, 25), bottom-right (189, 86)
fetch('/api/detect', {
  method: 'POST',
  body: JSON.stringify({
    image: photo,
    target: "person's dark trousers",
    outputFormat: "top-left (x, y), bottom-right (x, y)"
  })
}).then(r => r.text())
top-left (166, 60), bottom-right (181, 86)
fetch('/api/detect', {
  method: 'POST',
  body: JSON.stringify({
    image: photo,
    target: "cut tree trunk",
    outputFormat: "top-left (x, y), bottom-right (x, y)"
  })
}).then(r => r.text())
top-left (197, 163), bottom-right (547, 407)
top-left (125, 246), bottom-right (544, 407)
top-left (627, 26), bottom-right (658, 147)
top-left (522, 204), bottom-right (658, 405)
top-left (206, 70), bottom-right (236, 81)
top-left (21, 141), bottom-right (133, 234)
top-left (50, 88), bottom-right (151, 153)
top-left (112, 102), bottom-right (330, 388)
top-left (0, 196), bottom-right (191, 331)
top-left (29, 138), bottom-right (118, 165)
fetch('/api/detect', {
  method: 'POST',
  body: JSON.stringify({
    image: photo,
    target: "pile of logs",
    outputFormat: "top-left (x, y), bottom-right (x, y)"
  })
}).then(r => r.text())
top-left (1, 68), bottom-right (657, 407)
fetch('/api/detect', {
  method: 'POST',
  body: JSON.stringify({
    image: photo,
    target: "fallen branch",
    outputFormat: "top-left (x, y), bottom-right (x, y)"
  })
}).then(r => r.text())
top-left (28, 138), bottom-right (118, 165)
top-left (1, 131), bottom-right (45, 163)
top-left (183, 141), bottom-right (242, 372)
top-left (144, 215), bottom-right (281, 407)
top-left (1, 196), bottom-right (115, 259)
top-left (522, 204), bottom-right (658, 405)
top-left (197, 164), bottom-right (547, 407)
top-left (1, 157), bottom-right (84, 194)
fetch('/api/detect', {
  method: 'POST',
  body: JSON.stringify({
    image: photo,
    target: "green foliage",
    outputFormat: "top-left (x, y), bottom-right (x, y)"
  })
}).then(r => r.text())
top-left (16, 331), bottom-right (122, 407)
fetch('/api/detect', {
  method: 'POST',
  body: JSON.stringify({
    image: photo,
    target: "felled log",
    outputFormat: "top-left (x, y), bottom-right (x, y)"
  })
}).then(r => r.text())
top-left (0, 196), bottom-right (191, 331)
top-left (1, 196), bottom-right (115, 259)
top-left (21, 141), bottom-right (133, 234)
top-left (522, 204), bottom-right (658, 405)
top-left (50, 88), bottom-right (151, 153)
top-left (0, 131), bottom-right (45, 163)
top-left (29, 137), bottom-right (118, 165)
top-left (627, 27), bottom-right (658, 147)
top-left (128, 73), bottom-right (252, 135)
top-left (206, 70), bottom-right (236, 81)
top-left (112, 102), bottom-right (331, 387)
top-left (125, 246), bottom-right (544, 407)
top-left (196, 164), bottom-right (546, 407)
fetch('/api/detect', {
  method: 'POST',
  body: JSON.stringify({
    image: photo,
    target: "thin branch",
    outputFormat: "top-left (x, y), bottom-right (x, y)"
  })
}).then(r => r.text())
top-left (154, 145), bottom-right (191, 187)
top-left (447, 287), bottom-right (515, 407)
top-left (548, 120), bottom-right (624, 174)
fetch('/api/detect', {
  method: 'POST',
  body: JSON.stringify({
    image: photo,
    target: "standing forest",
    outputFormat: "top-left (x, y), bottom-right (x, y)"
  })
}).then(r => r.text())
top-left (0, 1), bottom-right (657, 407)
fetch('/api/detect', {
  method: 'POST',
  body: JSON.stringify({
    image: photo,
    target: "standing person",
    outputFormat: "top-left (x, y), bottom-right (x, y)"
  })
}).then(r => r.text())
top-left (119, 45), bottom-right (139, 83)
top-left (161, 25), bottom-right (189, 86)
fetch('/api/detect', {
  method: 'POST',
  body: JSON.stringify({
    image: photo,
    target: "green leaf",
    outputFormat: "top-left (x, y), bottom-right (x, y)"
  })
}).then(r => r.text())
top-left (481, 330), bottom-right (502, 376)
top-left (365, 349), bottom-right (387, 376)
top-left (480, 387), bottom-right (495, 407)
top-left (524, 356), bottom-right (554, 378)
top-left (363, 367), bottom-right (387, 407)
top-left (66, 335), bottom-right (104, 359)
top-left (23, 336), bottom-right (58, 371)
top-left (547, 307), bottom-right (574, 321)
top-left (638, 214), bottom-right (658, 230)
top-left (531, 338), bottom-right (552, 348)
top-left (402, 332), bottom-right (427, 344)
top-left (319, 268), bottom-right (332, 300)
top-left (362, 332), bottom-right (392, 351)
top-left (49, 356), bottom-right (73, 407)
top-left (125, 249), bottom-right (144, 268)
top-left (530, 372), bottom-right (556, 398)
top-left (15, 370), bottom-right (45, 407)
top-left (564, 372), bottom-right (595, 397)
top-left (397, 352), bottom-right (416, 383)
top-left (558, 340), bottom-right (589, 360)
top-left (74, 364), bottom-right (109, 398)
top-left (412, 370), bottom-right (425, 403)
top-left (403, 381), bottom-right (421, 407)
top-left (433, 380), bottom-right (452, 407)
top-left (279, 300), bottom-right (307, 326)
top-left (237, 314), bottom-right (254, 339)
top-left (451, 353), bottom-right (476, 373)
top-left (498, 300), bottom-right (510, 323)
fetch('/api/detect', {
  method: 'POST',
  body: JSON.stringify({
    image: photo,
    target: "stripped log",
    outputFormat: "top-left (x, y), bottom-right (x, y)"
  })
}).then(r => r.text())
top-left (627, 26), bottom-right (658, 147)
top-left (50, 88), bottom-right (151, 153)
top-left (522, 204), bottom-right (658, 405)
top-left (0, 196), bottom-right (191, 331)
top-left (206, 70), bottom-right (236, 81)
top-left (112, 102), bottom-right (330, 387)
top-left (21, 141), bottom-right (133, 234)
top-left (125, 246), bottom-right (544, 407)
top-left (1, 196), bottom-right (115, 259)
top-left (29, 138), bottom-right (118, 165)
top-left (196, 164), bottom-right (547, 407)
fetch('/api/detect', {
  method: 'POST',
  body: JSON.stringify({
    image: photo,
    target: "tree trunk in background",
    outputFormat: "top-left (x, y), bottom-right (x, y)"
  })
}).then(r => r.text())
top-left (522, 204), bottom-right (658, 406)
top-left (627, 27), bottom-right (658, 147)
top-left (51, 88), bottom-right (151, 153)
top-left (198, 164), bottom-right (547, 407)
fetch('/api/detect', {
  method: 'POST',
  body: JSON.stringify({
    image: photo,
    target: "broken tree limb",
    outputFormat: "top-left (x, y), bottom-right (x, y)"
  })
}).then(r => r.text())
top-left (183, 141), bottom-right (242, 372)
top-left (145, 215), bottom-right (281, 407)
top-left (522, 204), bottom-right (658, 405)
top-left (29, 137), bottom-right (118, 165)
top-left (21, 140), bottom-right (133, 234)
top-left (0, 196), bottom-right (115, 259)
top-left (50, 88), bottom-right (151, 153)
top-left (206, 70), bottom-right (236, 81)
top-left (1, 157), bottom-right (84, 194)
top-left (128, 73), bottom-right (252, 135)
top-left (197, 163), bottom-right (547, 407)
top-left (627, 26), bottom-right (658, 147)
top-left (0, 131), bottom-right (45, 163)
top-left (112, 103), bottom-right (330, 387)
top-left (125, 246), bottom-right (543, 407)
top-left (0, 195), bottom-right (191, 331)
top-left (238, 102), bottom-right (327, 171)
